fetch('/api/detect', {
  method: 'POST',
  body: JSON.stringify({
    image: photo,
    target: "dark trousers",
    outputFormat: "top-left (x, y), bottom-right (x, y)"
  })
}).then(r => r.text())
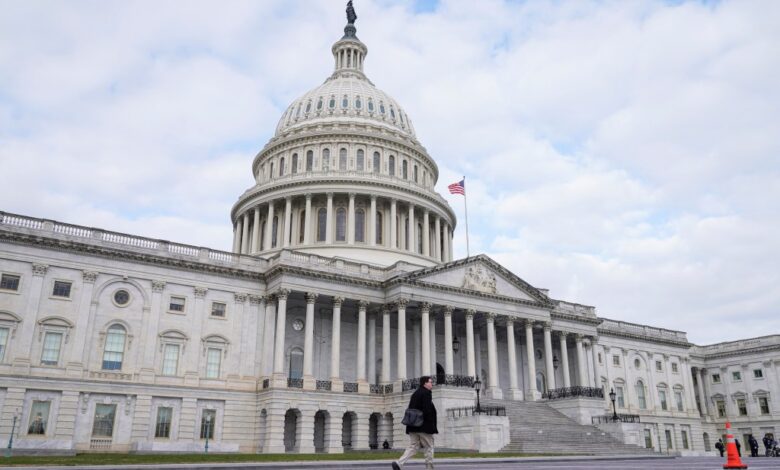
top-left (719, 450), bottom-right (724, 457)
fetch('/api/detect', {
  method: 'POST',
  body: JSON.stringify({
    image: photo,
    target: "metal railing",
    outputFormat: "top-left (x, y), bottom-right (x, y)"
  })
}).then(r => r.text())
top-left (343, 382), bottom-right (359, 393)
top-left (542, 386), bottom-right (604, 400)
top-left (316, 380), bottom-right (332, 391)
top-left (446, 406), bottom-right (506, 418)
top-left (402, 375), bottom-right (476, 392)
top-left (592, 414), bottom-right (641, 424)
top-left (287, 378), bottom-right (303, 389)
top-left (370, 384), bottom-right (394, 395)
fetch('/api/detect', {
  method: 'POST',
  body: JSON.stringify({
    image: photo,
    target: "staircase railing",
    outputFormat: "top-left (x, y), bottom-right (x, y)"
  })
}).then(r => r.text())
top-left (542, 386), bottom-right (604, 400)
top-left (446, 406), bottom-right (506, 418)
top-left (591, 414), bottom-right (641, 424)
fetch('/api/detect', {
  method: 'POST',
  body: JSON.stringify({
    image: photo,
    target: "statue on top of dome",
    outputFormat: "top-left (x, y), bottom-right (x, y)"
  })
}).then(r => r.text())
top-left (346, 1), bottom-right (357, 25)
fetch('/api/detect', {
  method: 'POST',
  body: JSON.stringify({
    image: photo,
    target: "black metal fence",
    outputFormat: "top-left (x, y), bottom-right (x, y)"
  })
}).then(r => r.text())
top-left (316, 380), bottom-right (332, 391)
top-left (446, 406), bottom-right (506, 418)
top-left (542, 386), bottom-right (604, 400)
top-left (343, 382), bottom-right (359, 393)
top-left (402, 375), bottom-right (475, 392)
top-left (370, 384), bottom-right (394, 395)
top-left (287, 378), bottom-right (303, 389)
top-left (591, 414), bottom-right (641, 424)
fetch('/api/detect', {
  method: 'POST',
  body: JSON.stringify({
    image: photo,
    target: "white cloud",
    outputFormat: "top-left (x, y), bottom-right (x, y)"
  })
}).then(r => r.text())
top-left (1, 0), bottom-right (778, 344)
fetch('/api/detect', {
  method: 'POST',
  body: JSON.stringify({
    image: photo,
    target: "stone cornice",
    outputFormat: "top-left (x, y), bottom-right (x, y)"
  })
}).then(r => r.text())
top-left (263, 264), bottom-right (384, 289)
top-left (388, 277), bottom-right (549, 310)
top-left (695, 343), bottom-right (780, 360)
top-left (596, 325), bottom-right (693, 348)
top-left (551, 310), bottom-right (602, 326)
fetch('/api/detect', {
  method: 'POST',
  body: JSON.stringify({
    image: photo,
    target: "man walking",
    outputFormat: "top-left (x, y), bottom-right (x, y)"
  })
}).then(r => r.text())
top-left (393, 376), bottom-right (438, 470)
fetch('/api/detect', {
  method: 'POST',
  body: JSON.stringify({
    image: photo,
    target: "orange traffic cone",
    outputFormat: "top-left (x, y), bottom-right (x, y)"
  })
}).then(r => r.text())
top-left (723, 422), bottom-right (748, 469)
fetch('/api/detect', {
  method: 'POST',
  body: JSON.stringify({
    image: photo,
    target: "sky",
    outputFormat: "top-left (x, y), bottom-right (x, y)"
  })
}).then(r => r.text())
top-left (1, 0), bottom-right (778, 345)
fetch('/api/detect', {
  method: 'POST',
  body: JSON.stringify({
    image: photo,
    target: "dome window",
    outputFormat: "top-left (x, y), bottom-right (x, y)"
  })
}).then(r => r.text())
top-left (316, 97), bottom-right (323, 111)
top-left (341, 95), bottom-right (349, 109)
top-left (329, 96), bottom-right (336, 110)
top-left (279, 157), bottom-right (285, 176)
top-left (307, 150), bottom-right (315, 172)
top-left (356, 149), bottom-right (365, 171)
top-left (388, 155), bottom-right (395, 176)
top-left (292, 154), bottom-right (298, 174)
top-left (305, 101), bottom-right (312, 113)
top-left (373, 152), bottom-right (380, 173)
top-left (339, 148), bottom-right (347, 170)
top-left (321, 148), bottom-right (329, 171)
top-left (336, 208), bottom-right (347, 242)
top-left (379, 102), bottom-right (386, 115)
top-left (400, 112), bottom-right (406, 126)
top-left (368, 99), bottom-right (374, 112)
top-left (355, 96), bottom-right (362, 109)
top-left (390, 106), bottom-right (396, 120)
top-left (295, 103), bottom-right (302, 118)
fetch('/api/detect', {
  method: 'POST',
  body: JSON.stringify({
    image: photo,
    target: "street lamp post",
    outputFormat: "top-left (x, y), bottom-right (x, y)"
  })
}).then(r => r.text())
top-left (474, 378), bottom-right (482, 414)
top-left (204, 414), bottom-right (212, 454)
top-left (5, 409), bottom-right (19, 458)
top-left (609, 388), bottom-right (619, 422)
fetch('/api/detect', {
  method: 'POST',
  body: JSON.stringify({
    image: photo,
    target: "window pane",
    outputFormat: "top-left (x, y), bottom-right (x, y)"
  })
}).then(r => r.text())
top-left (317, 208), bottom-right (327, 242)
top-left (320, 149), bottom-right (328, 171)
top-left (169, 297), bottom-right (185, 312)
top-left (27, 401), bottom-right (50, 435)
top-left (355, 209), bottom-right (365, 243)
top-left (211, 302), bottom-right (226, 317)
top-left (336, 208), bottom-right (346, 242)
top-left (389, 156), bottom-right (395, 176)
top-left (373, 152), bottom-right (380, 173)
top-left (375, 212), bottom-right (383, 244)
top-left (339, 149), bottom-right (347, 170)
top-left (102, 326), bottom-right (125, 370)
top-left (0, 327), bottom-right (8, 362)
top-left (272, 216), bottom-right (278, 247)
top-left (200, 409), bottom-right (216, 439)
top-left (162, 344), bottom-right (179, 376)
top-left (52, 281), bottom-right (72, 297)
top-left (356, 150), bottom-right (364, 171)
top-left (206, 348), bottom-right (221, 379)
top-left (155, 407), bottom-right (172, 438)
top-left (92, 404), bottom-right (116, 437)
top-left (675, 392), bottom-right (684, 411)
top-left (0, 274), bottom-right (20, 290)
top-left (289, 349), bottom-right (303, 379)
top-left (41, 332), bottom-right (62, 365)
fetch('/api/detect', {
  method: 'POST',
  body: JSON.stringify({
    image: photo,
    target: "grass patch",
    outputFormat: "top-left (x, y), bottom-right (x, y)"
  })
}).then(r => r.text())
top-left (1, 451), bottom-right (558, 466)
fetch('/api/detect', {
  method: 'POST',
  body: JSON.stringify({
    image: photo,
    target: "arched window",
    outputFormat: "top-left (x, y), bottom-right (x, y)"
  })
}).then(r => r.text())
top-left (636, 380), bottom-right (647, 409)
top-left (316, 97), bottom-right (323, 111)
top-left (336, 208), bottom-right (346, 242)
top-left (321, 149), bottom-right (329, 171)
top-left (298, 211), bottom-right (306, 243)
top-left (373, 152), bottom-right (380, 173)
top-left (355, 96), bottom-right (362, 109)
top-left (295, 103), bottom-right (302, 118)
top-left (356, 149), bottom-right (365, 171)
top-left (339, 148), bottom-right (347, 170)
top-left (355, 209), bottom-right (365, 243)
top-left (270, 162), bottom-right (274, 178)
top-left (404, 218), bottom-right (410, 249)
top-left (390, 106), bottom-right (396, 120)
top-left (306, 150), bottom-right (314, 171)
top-left (102, 324), bottom-right (126, 370)
top-left (536, 371), bottom-right (547, 393)
top-left (272, 216), bottom-right (279, 248)
top-left (379, 102), bottom-right (386, 115)
top-left (389, 156), bottom-right (395, 176)
top-left (368, 99), bottom-right (374, 112)
top-left (291, 154), bottom-right (298, 174)
top-left (279, 157), bottom-right (285, 176)
top-left (305, 101), bottom-right (312, 114)
top-left (317, 208), bottom-right (327, 242)
top-left (289, 347), bottom-right (303, 379)
top-left (414, 165), bottom-right (418, 182)
top-left (376, 212), bottom-right (383, 244)
top-left (402, 160), bottom-right (408, 179)
top-left (417, 223), bottom-right (423, 253)
top-left (341, 95), bottom-right (349, 109)
top-left (328, 95), bottom-right (336, 110)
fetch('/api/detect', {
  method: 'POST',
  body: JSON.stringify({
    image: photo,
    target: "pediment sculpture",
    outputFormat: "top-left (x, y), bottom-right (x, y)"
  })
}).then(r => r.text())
top-left (462, 265), bottom-right (497, 294)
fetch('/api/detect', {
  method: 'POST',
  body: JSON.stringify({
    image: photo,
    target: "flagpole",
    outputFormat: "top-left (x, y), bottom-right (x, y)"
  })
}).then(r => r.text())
top-left (463, 175), bottom-right (470, 258)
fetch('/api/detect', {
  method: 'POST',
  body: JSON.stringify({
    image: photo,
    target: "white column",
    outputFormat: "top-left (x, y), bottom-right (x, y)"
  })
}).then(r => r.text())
top-left (543, 322), bottom-right (556, 390)
top-left (560, 332), bottom-right (571, 388)
top-left (429, 308), bottom-right (437, 376)
top-left (330, 297), bottom-right (343, 385)
top-left (525, 320), bottom-right (537, 401)
top-left (241, 212), bottom-right (250, 254)
top-left (465, 309), bottom-right (476, 378)
top-left (443, 306), bottom-right (454, 375)
top-left (367, 311), bottom-right (376, 384)
top-left (697, 368), bottom-right (709, 416)
top-left (347, 193), bottom-right (356, 245)
top-left (575, 334), bottom-right (586, 387)
top-left (381, 306), bottom-right (391, 383)
top-left (272, 289), bottom-right (290, 380)
top-left (486, 313), bottom-right (501, 399)
top-left (390, 199), bottom-right (397, 249)
top-left (448, 226), bottom-right (454, 260)
top-left (304, 194), bottom-right (312, 245)
top-left (326, 192), bottom-right (334, 244)
top-left (369, 195), bottom-right (377, 246)
top-left (422, 210), bottom-right (430, 256)
top-left (396, 299), bottom-right (408, 380)
top-left (408, 204), bottom-right (415, 253)
top-left (303, 292), bottom-right (317, 389)
top-left (251, 207), bottom-right (261, 252)
top-left (232, 219), bottom-right (242, 252)
top-left (282, 196), bottom-right (292, 248)
top-left (506, 319), bottom-right (521, 400)
top-left (420, 303), bottom-right (431, 376)
top-left (265, 202), bottom-right (275, 250)
top-left (682, 358), bottom-right (697, 413)
top-left (443, 224), bottom-right (450, 262)
top-left (357, 300), bottom-right (368, 386)
top-left (433, 216), bottom-right (441, 261)
top-left (591, 336), bottom-right (601, 389)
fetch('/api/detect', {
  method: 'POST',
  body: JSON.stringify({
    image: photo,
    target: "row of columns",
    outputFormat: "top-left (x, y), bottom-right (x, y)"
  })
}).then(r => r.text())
top-left (267, 291), bottom-right (596, 400)
top-left (232, 195), bottom-right (454, 261)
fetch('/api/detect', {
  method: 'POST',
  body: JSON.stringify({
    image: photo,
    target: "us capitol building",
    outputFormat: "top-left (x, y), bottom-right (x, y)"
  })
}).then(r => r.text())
top-left (0, 3), bottom-right (777, 456)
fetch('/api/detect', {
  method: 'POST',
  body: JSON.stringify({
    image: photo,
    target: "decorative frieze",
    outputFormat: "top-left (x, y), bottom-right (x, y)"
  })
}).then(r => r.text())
top-left (82, 270), bottom-right (98, 283)
top-left (32, 263), bottom-right (48, 277)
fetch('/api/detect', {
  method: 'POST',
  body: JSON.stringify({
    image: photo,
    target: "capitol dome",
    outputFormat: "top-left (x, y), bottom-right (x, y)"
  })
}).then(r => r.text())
top-left (230, 7), bottom-right (456, 267)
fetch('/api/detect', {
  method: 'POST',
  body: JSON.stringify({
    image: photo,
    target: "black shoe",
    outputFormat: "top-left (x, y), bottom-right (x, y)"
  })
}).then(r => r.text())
top-left (392, 463), bottom-right (401, 470)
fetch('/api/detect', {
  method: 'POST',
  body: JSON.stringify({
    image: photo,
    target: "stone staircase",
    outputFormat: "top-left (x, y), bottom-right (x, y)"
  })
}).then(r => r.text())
top-left (483, 399), bottom-right (657, 455)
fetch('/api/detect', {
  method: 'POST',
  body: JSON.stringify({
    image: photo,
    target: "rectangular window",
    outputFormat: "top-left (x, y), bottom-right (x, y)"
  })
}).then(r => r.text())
top-left (753, 369), bottom-right (763, 379)
top-left (612, 355), bottom-right (620, 366)
top-left (169, 296), bottom-right (185, 312)
top-left (162, 344), bottom-right (179, 376)
top-left (675, 391), bottom-right (684, 412)
top-left (712, 374), bottom-right (721, 383)
top-left (210, 302), bottom-right (226, 318)
top-left (200, 409), bottom-right (216, 439)
top-left (616, 386), bottom-right (625, 408)
top-left (681, 430), bottom-right (689, 449)
top-left (27, 401), bottom-right (51, 435)
top-left (0, 273), bottom-right (20, 291)
top-left (759, 397), bottom-right (770, 415)
top-left (598, 353), bottom-right (602, 364)
top-left (716, 400), bottom-right (726, 417)
top-left (644, 429), bottom-right (653, 449)
top-left (40, 332), bottom-right (63, 365)
top-left (665, 429), bottom-right (673, 450)
top-left (656, 360), bottom-right (663, 372)
top-left (659, 390), bottom-right (668, 411)
top-left (732, 371), bottom-right (741, 382)
top-left (671, 363), bottom-right (679, 373)
top-left (51, 280), bottom-right (72, 298)
top-left (737, 398), bottom-right (747, 416)
top-left (0, 327), bottom-right (8, 362)
top-left (206, 348), bottom-right (221, 379)
top-left (154, 407), bottom-right (172, 438)
top-left (91, 404), bottom-right (116, 437)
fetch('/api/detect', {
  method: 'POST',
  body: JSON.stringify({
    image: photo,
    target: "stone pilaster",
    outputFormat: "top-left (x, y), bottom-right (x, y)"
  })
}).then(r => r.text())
top-left (302, 292), bottom-right (317, 390)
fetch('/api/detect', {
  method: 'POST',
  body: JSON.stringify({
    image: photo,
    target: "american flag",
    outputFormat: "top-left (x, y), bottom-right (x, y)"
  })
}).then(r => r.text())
top-left (448, 179), bottom-right (465, 195)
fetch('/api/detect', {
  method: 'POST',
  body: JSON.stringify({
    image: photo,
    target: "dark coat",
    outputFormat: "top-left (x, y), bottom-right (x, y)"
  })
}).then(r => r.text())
top-left (405, 386), bottom-right (438, 435)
